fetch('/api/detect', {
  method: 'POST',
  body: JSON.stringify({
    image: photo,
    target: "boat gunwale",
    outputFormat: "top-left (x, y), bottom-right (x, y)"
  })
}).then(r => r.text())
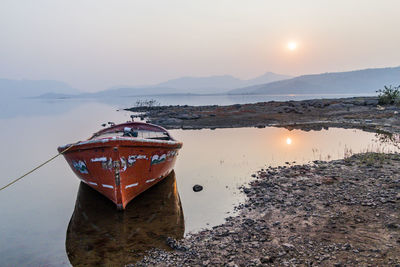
top-left (58, 136), bottom-right (182, 152)
top-left (92, 122), bottom-right (171, 139)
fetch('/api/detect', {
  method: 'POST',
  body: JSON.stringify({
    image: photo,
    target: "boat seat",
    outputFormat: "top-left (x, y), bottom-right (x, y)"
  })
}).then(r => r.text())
top-left (122, 127), bottom-right (138, 137)
top-left (123, 131), bottom-right (137, 137)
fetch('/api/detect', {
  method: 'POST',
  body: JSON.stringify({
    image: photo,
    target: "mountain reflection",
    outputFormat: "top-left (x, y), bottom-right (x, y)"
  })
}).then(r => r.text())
top-left (65, 171), bottom-right (184, 266)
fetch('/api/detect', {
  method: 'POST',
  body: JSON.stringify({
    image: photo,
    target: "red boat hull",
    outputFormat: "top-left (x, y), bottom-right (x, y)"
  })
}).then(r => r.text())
top-left (59, 123), bottom-right (182, 209)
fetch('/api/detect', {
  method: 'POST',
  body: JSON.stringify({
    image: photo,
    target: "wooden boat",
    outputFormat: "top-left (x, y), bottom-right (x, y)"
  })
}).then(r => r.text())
top-left (66, 171), bottom-right (184, 265)
top-left (58, 122), bottom-right (182, 209)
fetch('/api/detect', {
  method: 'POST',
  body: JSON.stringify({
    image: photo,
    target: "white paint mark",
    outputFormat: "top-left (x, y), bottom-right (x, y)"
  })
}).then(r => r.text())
top-left (128, 155), bottom-right (148, 166)
top-left (88, 181), bottom-right (98, 186)
top-left (102, 184), bottom-right (114, 189)
top-left (77, 139), bottom-right (110, 146)
top-left (128, 157), bottom-right (136, 165)
top-left (125, 183), bottom-right (139, 188)
top-left (167, 151), bottom-right (177, 157)
top-left (91, 157), bottom-right (107, 162)
top-left (102, 158), bottom-right (112, 170)
top-left (72, 160), bottom-right (89, 174)
top-left (151, 154), bottom-right (167, 165)
top-left (146, 179), bottom-right (155, 183)
top-left (120, 157), bottom-right (127, 172)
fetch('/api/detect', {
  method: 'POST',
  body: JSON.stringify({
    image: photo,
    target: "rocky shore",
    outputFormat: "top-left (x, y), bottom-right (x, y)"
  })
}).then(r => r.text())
top-left (125, 96), bottom-right (400, 266)
top-left (126, 96), bottom-right (400, 134)
top-left (132, 153), bottom-right (400, 266)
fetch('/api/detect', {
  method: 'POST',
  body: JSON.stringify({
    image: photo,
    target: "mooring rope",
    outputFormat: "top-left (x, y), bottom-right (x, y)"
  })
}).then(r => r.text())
top-left (0, 144), bottom-right (75, 192)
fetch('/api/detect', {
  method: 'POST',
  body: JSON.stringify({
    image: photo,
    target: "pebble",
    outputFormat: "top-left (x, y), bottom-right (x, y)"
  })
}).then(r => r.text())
top-left (192, 184), bottom-right (203, 192)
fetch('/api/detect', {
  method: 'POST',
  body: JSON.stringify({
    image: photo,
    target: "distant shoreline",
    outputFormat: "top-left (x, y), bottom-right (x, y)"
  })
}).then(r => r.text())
top-left (32, 92), bottom-right (375, 99)
top-left (126, 96), bottom-right (400, 135)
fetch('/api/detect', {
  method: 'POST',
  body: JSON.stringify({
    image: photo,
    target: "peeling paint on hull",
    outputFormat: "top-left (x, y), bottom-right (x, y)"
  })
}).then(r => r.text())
top-left (58, 122), bottom-right (182, 209)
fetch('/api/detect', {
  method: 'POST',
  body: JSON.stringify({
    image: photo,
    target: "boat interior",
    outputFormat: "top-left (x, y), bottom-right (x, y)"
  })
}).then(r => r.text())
top-left (90, 122), bottom-right (173, 141)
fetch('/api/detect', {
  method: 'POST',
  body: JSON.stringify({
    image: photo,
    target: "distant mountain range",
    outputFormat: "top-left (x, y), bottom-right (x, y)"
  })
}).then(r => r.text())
top-left (228, 66), bottom-right (400, 95)
top-left (0, 79), bottom-right (79, 98)
top-left (88, 72), bottom-right (291, 97)
top-left (154, 72), bottom-right (292, 94)
top-left (2, 66), bottom-right (400, 100)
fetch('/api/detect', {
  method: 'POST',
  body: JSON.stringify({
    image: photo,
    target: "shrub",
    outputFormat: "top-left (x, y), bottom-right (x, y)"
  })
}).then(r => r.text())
top-left (358, 152), bottom-right (386, 166)
top-left (134, 99), bottom-right (160, 108)
top-left (377, 85), bottom-right (400, 105)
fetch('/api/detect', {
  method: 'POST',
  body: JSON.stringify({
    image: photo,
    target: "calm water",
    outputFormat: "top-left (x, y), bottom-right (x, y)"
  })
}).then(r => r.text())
top-left (0, 92), bottom-right (374, 119)
top-left (0, 97), bottom-right (397, 266)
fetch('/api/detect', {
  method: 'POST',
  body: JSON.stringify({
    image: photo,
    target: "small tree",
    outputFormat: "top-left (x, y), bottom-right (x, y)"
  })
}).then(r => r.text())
top-left (377, 85), bottom-right (400, 105)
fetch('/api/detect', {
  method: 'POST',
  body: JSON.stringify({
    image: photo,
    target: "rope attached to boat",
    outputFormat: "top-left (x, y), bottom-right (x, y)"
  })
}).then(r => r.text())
top-left (0, 144), bottom-right (75, 192)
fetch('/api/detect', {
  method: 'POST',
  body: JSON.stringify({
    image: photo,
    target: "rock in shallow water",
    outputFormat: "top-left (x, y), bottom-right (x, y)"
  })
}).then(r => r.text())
top-left (193, 184), bottom-right (203, 192)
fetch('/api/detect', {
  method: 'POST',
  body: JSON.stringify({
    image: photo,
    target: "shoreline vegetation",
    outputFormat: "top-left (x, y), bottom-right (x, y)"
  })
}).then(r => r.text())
top-left (125, 96), bottom-right (400, 266)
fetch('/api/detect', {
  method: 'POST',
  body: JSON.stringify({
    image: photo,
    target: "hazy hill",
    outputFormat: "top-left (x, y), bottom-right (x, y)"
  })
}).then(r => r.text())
top-left (99, 72), bottom-right (291, 96)
top-left (155, 75), bottom-right (242, 94)
top-left (27, 72), bottom-right (290, 99)
top-left (241, 72), bottom-right (293, 88)
top-left (0, 79), bottom-right (79, 98)
top-left (229, 67), bottom-right (400, 95)
top-left (80, 86), bottom-right (181, 98)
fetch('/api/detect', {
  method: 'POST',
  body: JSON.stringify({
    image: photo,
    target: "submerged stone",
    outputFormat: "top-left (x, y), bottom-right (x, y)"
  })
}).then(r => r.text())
top-left (193, 184), bottom-right (203, 192)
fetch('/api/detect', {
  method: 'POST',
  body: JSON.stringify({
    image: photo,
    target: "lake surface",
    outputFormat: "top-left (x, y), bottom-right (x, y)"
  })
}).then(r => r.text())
top-left (0, 92), bottom-right (374, 119)
top-left (0, 97), bottom-right (397, 266)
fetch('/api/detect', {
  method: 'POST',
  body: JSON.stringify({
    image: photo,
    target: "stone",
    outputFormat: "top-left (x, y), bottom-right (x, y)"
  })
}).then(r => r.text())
top-left (176, 113), bottom-right (201, 120)
top-left (193, 184), bottom-right (203, 192)
top-left (364, 99), bottom-right (379, 106)
top-left (166, 237), bottom-right (187, 251)
top-left (163, 118), bottom-right (182, 124)
top-left (282, 243), bottom-right (295, 250)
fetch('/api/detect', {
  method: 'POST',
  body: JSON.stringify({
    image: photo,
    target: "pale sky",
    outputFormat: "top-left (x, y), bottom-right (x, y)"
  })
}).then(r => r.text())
top-left (1, 0), bottom-right (399, 92)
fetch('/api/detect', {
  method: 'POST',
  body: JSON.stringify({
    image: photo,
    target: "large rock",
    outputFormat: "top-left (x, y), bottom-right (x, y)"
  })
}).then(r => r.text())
top-left (175, 113), bottom-right (201, 120)
top-left (275, 106), bottom-right (303, 114)
top-left (308, 100), bottom-right (330, 108)
top-left (163, 118), bottom-right (182, 124)
top-left (364, 99), bottom-right (379, 106)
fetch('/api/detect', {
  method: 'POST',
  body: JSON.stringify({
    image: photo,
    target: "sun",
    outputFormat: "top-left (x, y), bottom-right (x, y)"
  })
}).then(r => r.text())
top-left (286, 137), bottom-right (292, 145)
top-left (287, 42), bottom-right (297, 51)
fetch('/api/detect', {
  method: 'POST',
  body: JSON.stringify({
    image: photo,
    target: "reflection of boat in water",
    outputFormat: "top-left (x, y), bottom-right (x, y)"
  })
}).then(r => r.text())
top-left (66, 171), bottom-right (184, 266)
top-left (58, 122), bottom-right (183, 209)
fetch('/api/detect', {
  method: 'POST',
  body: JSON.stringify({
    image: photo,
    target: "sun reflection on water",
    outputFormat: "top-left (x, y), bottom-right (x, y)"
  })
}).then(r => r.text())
top-left (286, 137), bottom-right (292, 145)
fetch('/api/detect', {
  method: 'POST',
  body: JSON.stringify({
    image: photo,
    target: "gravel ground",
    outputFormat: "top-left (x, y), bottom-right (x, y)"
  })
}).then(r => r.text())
top-left (125, 97), bottom-right (400, 266)
top-left (130, 153), bottom-right (400, 266)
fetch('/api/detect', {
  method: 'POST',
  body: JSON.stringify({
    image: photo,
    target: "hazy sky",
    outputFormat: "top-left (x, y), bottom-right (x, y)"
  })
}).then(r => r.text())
top-left (1, 0), bottom-right (399, 92)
